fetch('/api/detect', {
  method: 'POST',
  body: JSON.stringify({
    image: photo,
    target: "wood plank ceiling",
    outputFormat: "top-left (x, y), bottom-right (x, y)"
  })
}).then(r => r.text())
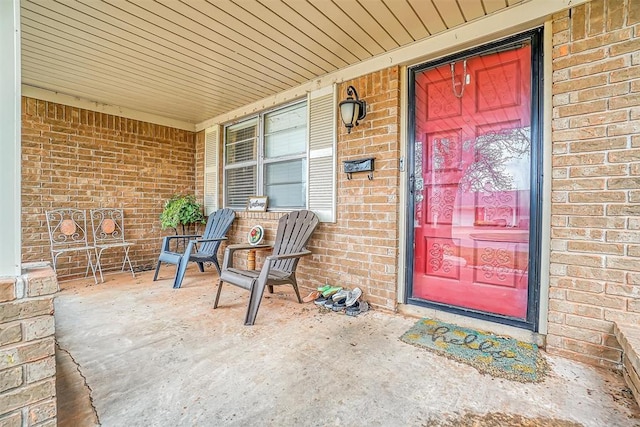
top-left (21, 0), bottom-right (522, 125)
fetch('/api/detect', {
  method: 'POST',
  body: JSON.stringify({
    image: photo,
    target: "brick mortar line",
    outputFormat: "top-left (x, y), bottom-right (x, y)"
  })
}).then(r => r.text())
top-left (56, 341), bottom-right (101, 426)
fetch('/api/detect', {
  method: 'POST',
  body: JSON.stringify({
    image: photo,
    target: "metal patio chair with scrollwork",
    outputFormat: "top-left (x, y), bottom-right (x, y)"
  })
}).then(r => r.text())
top-left (45, 208), bottom-right (98, 283)
top-left (90, 208), bottom-right (135, 283)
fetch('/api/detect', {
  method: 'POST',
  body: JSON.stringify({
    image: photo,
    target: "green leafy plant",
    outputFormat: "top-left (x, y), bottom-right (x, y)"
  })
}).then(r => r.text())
top-left (160, 194), bottom-right (206, 235)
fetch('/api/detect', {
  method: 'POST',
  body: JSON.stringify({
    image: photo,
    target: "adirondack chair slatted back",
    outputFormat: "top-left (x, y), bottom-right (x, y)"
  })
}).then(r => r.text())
top-left (271, 210), bottom-right (319, 274)
top-left (199, 208), bottom-right (236, 256)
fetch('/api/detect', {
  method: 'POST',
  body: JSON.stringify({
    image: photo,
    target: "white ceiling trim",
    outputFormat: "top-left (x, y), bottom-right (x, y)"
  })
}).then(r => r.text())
top-left (196, 0), bottom-right (588, 131)
top-left (22, 85), bottom-right (196, 131)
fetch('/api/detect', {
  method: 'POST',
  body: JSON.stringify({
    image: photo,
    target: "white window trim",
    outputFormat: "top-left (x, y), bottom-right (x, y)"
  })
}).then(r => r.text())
top-left (220, 87), bottom-right (336, 222)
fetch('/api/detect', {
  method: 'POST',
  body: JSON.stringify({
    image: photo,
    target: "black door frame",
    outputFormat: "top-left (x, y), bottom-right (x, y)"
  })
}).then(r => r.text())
top-left (405, 28), bottom-right (544, 331)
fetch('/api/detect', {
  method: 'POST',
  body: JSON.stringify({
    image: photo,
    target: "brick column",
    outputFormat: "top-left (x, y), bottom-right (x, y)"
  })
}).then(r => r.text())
top-left (548, 0), bottom-right (640, 368)
top-left (0, 263), bottom-right (58, 426)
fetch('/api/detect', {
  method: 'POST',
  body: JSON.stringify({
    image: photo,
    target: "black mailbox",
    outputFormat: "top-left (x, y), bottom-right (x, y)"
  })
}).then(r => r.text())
top-left (343, 158), bottom-right (374, 180)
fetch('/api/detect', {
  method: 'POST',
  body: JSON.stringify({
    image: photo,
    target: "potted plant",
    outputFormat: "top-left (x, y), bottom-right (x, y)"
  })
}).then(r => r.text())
top-left (160, 194), bottom-right (206, 236)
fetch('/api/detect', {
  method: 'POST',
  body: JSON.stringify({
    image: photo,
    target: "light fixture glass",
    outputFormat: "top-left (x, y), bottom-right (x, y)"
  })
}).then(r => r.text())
top-left (338, 85), bottom-right (366, 133)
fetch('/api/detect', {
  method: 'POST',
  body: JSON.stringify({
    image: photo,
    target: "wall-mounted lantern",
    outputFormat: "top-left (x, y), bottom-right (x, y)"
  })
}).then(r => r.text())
top-left (338, 85), bottom-right (367, 134)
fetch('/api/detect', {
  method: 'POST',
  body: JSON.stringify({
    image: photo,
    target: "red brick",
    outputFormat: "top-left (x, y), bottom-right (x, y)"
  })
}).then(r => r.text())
top-left (610, 38), bottom-right (640, 56)
top-left (571, 4), bottom-right (587, 40)
top-left (0, 280), bottom-right (16, 303)
top-left (555, 99), bottom-right (607, 117)
top-left (566, 290), bottom-right (626, 309)
top-left (569, 164), bottom-right (628, 178)
top-left (567, 241), bottom-right (624, 254)
top-left (564, 314), bottom-right (613, 332)
top-left (549, 299), bottom-right (603, 318)
top-left (0, 379), bottom-right (55, 416)
top-left (547, 323), bottom-right (602, 344)
top-left (553, 74), bottom-right (608, 95)
top-left (607, 0), bottom-right (626, 30)
top-left (563, 337), bottom-right (622, 363)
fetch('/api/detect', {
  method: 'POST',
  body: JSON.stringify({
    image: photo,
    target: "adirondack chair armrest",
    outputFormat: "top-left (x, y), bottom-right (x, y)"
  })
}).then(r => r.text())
top-left (166, 234), bottom-right (202, 240)
top-left (181, 237), bottom-right (229, 260)
top-left (264, 250), bottom-right (312, 263)
top-left (161, 234), bottom-right (202, 252)
top-left (221, 244), bottom-right (273, 269)
top-left (226, 243), bottom-right (271, 252)
top-left (194, 237), bottom-right (228, 244)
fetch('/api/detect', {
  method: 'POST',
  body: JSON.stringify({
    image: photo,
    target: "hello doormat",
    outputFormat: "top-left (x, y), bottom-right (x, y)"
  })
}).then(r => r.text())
top-left (400, 318), bottom-right (547, 383)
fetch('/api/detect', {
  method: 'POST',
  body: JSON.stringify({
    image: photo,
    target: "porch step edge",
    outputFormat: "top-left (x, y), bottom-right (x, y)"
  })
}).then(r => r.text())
top-left (613, 322), bottom-right (640, 407)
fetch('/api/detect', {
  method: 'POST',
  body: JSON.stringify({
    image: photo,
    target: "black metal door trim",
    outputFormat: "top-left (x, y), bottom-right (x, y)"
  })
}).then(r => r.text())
top-left (404, 28), bottom-right (544, 331)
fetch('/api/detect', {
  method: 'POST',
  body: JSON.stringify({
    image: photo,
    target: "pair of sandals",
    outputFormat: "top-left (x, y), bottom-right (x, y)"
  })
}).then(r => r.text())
top-left (302, 285), bottom-right (340, 303)
top-left (305, 286), bottom-right (367, 316)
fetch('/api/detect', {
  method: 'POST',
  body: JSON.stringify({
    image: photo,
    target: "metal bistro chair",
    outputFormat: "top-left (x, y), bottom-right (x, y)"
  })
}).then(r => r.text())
top-left (215, 210), bottom-right (319, 325)
top-left (45, 208), bottom-right (98, 283)
top-left (154, 208), bottom-right (236, 289)
top-left (90, 208), bottom-right (136, 283)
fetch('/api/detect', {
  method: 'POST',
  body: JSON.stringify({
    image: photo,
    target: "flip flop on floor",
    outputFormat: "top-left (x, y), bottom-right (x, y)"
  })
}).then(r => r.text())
top-left (317, 285), bottom-right (332, 293)
top-left (302, 290), bottom-right (321, 303)
top-left (322, 286), bottom-right (343, 298)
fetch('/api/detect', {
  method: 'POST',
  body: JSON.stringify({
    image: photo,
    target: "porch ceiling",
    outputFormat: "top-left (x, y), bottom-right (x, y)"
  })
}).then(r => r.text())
top-left (21, 0), bottom-right (524, 125)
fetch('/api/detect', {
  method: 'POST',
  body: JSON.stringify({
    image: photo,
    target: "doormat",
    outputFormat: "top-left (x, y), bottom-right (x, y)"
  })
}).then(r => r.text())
top-left (400, 318), bottom-right (547, 383)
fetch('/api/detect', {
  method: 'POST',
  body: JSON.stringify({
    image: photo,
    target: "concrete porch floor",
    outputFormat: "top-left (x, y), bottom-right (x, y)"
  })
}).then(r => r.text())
top-left (54, 268), bottom-right (640, 426)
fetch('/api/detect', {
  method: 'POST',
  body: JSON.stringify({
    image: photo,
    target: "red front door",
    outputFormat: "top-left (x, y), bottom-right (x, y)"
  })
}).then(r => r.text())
top-left (411, 43), bottom-right (532, 319)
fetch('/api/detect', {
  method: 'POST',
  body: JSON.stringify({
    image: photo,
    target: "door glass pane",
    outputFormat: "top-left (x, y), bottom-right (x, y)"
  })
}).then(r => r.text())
top-left (411, 41), bottom-right (532, 319)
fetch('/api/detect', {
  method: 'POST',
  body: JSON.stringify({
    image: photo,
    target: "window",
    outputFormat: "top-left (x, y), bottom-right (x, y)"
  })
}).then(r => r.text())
top-left (217, 87), bottom-right (336, 222)
top-left (264, 103), bottom-right (307, 208)
top-left (224, 101), bottom-right (307, 210)
top-left (224, 118), bottom-right (258, 209)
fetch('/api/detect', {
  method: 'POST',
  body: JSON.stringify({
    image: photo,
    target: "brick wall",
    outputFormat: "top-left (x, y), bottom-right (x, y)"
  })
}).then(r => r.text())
top-left (548, 0), bottom-right (640, 368)
top-left (0, 264), bottom-right (58, 426)
top-left (220, 68), bottom-right (401, 311)
top-left (21, 98), bottom-right (197, 279)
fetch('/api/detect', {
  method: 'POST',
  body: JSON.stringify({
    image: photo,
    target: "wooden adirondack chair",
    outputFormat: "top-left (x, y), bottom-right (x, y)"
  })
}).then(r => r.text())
top-left (214, 210), bottom-right (319, 325)
top-left (154, 208), bottom-right (235, 289)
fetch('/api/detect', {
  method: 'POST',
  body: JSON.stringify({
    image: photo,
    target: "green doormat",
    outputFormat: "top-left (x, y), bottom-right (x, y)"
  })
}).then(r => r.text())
top-left (400, 318), bottom-right (547, 383)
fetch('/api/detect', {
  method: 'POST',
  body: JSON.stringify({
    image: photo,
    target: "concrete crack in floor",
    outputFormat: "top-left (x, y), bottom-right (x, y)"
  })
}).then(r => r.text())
top-left (56, 341), bottom-right (102, 426)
